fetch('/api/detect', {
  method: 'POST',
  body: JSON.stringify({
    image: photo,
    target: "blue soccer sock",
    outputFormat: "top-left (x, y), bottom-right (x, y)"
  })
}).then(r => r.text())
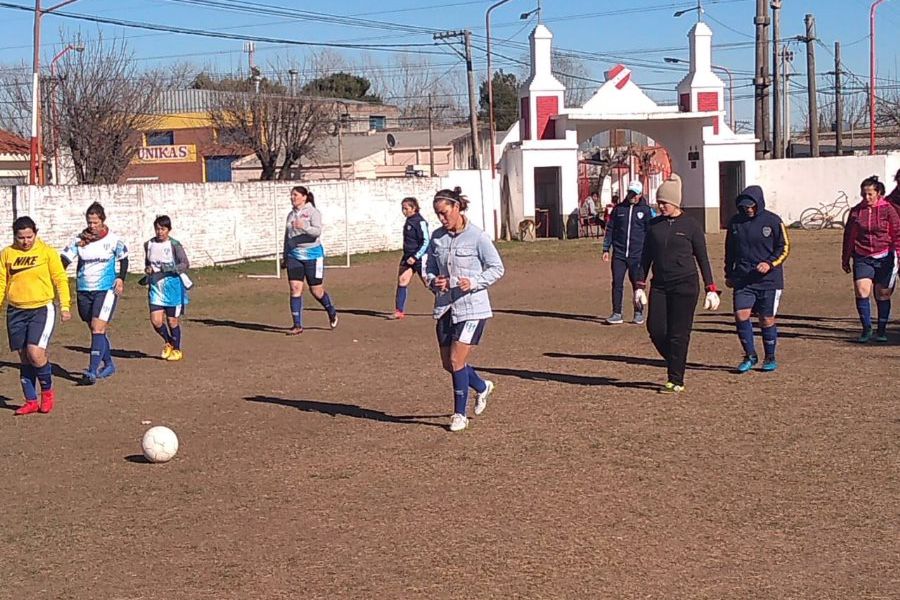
top-left (89, 333), bottom-right (104, 373)
top-left (467, 364), bottom-right (487, 393)
top-left (154, 324), bottom-right (172, 344)
top-left (170, 325), bottom-right (182, 350)
top-left (452, 368), bottom-right (469, 416)
top-left (19, 364), bottom-right (37, 401)
top-left (856, 297), bottom-right (872, 330)
top-left (876, 299), bottom-right (891, 334)
top-left (735, 319), bottom-right (756, 358)
top-left (761, 325), bottom-right (778, 360)
top-left (290, 296), bottom-right (303, 328)
top-left (316, 293), bottom-right (336, 319)
top-left (102, 334), bottom-right (113, 367)
top-left (36, 362), bottom-right (53, 392)
top-left (395, 286), bottom-right (408, 313)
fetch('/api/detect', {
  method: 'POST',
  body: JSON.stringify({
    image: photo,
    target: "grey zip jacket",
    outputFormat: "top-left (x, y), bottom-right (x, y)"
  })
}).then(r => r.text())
top-left (425, 220), bottom-right (505, 322)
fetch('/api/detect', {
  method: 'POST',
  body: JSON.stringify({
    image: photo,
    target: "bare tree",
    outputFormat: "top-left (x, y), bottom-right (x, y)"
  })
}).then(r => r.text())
top-left (207, 78), bottom-right (334, 180)
top-left (376, 54), bottom-right (465, 125)
top-left (517, 51), bottom-right (595, 108)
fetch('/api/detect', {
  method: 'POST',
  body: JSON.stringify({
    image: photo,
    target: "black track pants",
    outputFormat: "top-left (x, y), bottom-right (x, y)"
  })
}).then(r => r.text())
top-left (646, 277), bottom-right (700, 386)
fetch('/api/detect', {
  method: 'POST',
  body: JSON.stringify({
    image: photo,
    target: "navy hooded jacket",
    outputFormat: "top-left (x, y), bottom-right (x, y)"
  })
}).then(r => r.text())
top-left (602, 195), bottom-right (653, 259)
top-left (724, 185), bottom-right (790, 290)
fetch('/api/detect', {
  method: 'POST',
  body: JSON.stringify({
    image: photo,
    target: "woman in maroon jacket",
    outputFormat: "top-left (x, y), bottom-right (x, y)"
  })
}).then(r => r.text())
top-left (842, 175), bottom-right (900, 343)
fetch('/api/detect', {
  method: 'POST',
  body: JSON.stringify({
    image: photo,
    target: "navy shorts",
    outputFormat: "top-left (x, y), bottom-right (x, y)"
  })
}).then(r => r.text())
top-left (733, 287), bottom-right (782, 317)
top-left (286, 257), bottom-right (324, 286)
top-left (853, 254), bottom-right (897, 288)
top-left (149, 304), bottom-right (185, 318)
top-left (399, 255), bottom-right (425, 276)
top-left (436, 312), bottom-right (487, 347)
top-left (7, 304), bottom-right (56, 351)
top-left (77, 290), bottom-right (118, 324)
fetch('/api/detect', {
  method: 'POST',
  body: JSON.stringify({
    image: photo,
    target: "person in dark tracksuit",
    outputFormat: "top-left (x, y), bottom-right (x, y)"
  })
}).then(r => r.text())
top-left (602, 180), bottom-right (653, 324)
top-left (635, 174), bottom-right (720, 394)
top-left (389, 197), bottom-right (430, 320)
top-left (724, 185), bottom-right (790, 373)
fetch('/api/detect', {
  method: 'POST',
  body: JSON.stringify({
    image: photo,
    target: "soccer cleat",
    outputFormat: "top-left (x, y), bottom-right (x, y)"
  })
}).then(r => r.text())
top-left (856, 328), bottom-right (873, 343)
top-left (166, 350), bottom-right (183, 362)
top-left (737, 355), bottom-right (759, 373)
top-left (632, 312), bottom-right (645, 325)
top-left (658, 381), bottom-right (685, 394)
top-left (605, 313), bottom-right (624, 325)
top-left (39, 389), bottom-right (55, 414)
top-left (161, 343), bottom-right (174, 359)
top-left (473, 380), bottom-right (495, 416)
top-left (329, 313), bottom-right (339, 329)
top-left (286, 326), bottom-right (304, 336)
top-left (14, 400), bottom-right (40, 415)
top-left (874, 331), bottom-right (888, 343)
top-left (387, 311), bottom-right (405, 320)
top-left (761, 357), bottom-right (778, 372)
top-left (80, 370), bottom-right (97, 386)
top-left (449, 413), bottom-right (469, 432)
top-left (97, 363), bottom-right (116, 379)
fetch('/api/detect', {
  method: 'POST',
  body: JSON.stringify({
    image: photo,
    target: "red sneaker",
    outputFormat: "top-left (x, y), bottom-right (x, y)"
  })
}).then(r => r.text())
top-left (387, 311), bottom-right (405, 320)
top-left (286, 326), bottom-right (304, 336)
top-left (39, 389), bottom-right (55, 414)
top-left (14, 400), bottom-right (40, 416)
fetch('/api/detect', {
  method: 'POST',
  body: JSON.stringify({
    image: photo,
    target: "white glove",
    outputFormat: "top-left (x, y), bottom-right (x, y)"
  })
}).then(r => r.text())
top-left (704, 291), bottom-right (720, 311)
top-left (634, 289), bottom-right (648, 307)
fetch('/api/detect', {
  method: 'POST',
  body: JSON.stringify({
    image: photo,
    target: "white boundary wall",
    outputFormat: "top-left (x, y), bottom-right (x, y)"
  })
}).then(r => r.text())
top-left (755, 152), bottom-right (900, 224)
top-left (0, 171), bottom-right (498, 272)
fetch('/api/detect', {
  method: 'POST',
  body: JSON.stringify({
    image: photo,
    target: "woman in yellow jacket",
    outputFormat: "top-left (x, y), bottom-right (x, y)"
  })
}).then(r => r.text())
top-left (0, 217), bottom-right (71, 415)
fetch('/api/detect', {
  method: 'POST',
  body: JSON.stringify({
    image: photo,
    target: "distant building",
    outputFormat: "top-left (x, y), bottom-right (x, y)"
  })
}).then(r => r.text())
top-left (0, 129), bottom-right (30, 185)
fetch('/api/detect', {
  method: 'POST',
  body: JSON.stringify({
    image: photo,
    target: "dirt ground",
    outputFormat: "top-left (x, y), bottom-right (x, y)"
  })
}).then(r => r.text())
top-left (0, 230), bottom-right (897, 599)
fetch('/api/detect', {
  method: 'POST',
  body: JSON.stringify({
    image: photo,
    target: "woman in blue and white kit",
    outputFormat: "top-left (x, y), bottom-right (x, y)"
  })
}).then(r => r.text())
top-left (144, 215), bottom-right (191, 362)
top-left (61, 202), bottom-right (128, 384)
top-left (284, 186), bottom-right (338, 335)
top-left (426, 187), bottom-right (505, 432)
top-left (388, 196), bottom-right (430, 320)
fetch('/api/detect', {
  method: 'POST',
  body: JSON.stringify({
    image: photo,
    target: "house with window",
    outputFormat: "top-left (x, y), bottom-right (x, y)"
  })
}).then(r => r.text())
top-left (119, 89), bottom-right (401, 184)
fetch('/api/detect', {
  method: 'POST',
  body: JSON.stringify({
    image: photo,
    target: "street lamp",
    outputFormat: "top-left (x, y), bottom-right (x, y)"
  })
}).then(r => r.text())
top-left (485, 0), bottom-right (516, 179)
top-left (49, 42), bottom-right (83, 185)
top-left (664, 56), bottom-right (735, 131)
top-left (869, 0), bottom-right (889, 155)
top-left (30, 0), bottom-right (83, 185)
top-left (674, 0), bottom-right (703, 20)
top-left (520, 6), bottom-right (540, 20)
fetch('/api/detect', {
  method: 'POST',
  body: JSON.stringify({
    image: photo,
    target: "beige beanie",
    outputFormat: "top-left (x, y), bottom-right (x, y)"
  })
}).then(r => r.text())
top-left (656, 173), bottom-right (682, 207)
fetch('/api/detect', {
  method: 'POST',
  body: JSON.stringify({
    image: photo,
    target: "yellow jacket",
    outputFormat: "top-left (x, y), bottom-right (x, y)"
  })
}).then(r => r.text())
top-left (0, 238), bottom-right (71, 311)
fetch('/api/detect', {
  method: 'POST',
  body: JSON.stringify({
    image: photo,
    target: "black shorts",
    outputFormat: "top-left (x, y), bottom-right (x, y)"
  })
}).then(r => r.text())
top-left (77, 290), bottom-right (118, 324)
top-left (399, 254), bottom-right (425, 276)
top-left (733, 287), bottom-right (782, 317)
top-left (149, 304), bottom-right (185, 318)
top-left (7, 304), bottom-right (56, 351)
top-left (436, 312), bottom-right (487, 347)
top-left (286, 257), bottom-right (324, 286)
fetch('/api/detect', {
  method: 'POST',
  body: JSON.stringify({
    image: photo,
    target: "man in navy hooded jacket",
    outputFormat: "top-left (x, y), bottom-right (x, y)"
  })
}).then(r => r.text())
top-left (602, 181), bottom-right (654, 324)
top-left (724, 185), bottom-right (790, 373)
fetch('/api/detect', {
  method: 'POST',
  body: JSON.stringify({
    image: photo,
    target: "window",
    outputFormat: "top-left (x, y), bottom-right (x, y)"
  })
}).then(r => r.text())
top-left (368, 115), bottom-right (386, 131)
top-left (146, 131), bottom-right (174, 146)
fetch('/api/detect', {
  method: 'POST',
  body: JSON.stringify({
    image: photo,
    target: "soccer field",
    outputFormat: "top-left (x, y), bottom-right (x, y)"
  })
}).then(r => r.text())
top-left (1, 231), bottom-right (898, 599)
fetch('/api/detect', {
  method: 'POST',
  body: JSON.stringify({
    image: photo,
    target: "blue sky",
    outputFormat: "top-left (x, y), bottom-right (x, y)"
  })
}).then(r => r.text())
top-left (0, 0), bottom-right (897, 126)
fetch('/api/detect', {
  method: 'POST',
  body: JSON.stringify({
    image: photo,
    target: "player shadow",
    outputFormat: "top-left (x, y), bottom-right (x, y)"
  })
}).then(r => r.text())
top-left (191, 317), bottom-right (289, 334)
top-left (543, 352), bottom-right (730, 372)
top-left (691, 326), bottom-right (854, 343)
top-left (0, 360), bottom-right (82, 383)
top-left (695, 314), bottom-right (856, 334)
top-left (493, 308), bottom-right (600, 323)
top-left (244, 396), bottom-right (448, 428)
top-left (0, 394), bottom-right (18, 411)
top-left (477, 366), bottom-right (659, 391)
top-left (124, 454), bottom-right (151, 464)
top-left (308, 307), bottom-right (431, 320)
top-left (64, 345), bottom-right (154, 359)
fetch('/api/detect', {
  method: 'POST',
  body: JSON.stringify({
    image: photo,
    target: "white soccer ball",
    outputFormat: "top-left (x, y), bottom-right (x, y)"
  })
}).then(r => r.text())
top-left (141, 426), bottom-right (179, 463)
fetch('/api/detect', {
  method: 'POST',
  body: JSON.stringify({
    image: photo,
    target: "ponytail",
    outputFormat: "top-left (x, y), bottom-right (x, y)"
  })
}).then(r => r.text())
top-left (291, 185), bottom-right (316, 206)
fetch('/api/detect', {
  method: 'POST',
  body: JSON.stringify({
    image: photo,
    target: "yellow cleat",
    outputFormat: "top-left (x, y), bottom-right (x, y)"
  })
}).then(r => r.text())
top-left (166, 349), bottom-right (183, 362)
top-left (161, 343), bottom-right (174, 359)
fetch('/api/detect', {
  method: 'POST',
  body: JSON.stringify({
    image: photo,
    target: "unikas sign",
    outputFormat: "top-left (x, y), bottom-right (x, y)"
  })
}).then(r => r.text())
top-left (133, 144), bottom-right (197, 164)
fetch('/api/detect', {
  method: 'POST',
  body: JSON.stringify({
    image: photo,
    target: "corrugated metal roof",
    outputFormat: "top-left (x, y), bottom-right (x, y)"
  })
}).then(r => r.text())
top-left (151, 89), bottom-right (392, 114)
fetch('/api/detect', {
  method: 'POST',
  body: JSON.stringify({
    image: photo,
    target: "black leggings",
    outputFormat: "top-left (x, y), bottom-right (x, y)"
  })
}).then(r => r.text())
top-left (646, 277), bottom-right (700, 386)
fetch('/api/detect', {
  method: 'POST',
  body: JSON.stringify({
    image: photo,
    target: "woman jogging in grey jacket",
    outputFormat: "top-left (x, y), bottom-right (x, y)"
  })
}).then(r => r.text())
top-left (426, 187), bottom-right (505, 432)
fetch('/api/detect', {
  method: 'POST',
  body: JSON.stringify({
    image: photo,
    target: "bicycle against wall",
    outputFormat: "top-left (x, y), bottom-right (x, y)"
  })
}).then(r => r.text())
top-left (799, 191), bottom-right (850, 230)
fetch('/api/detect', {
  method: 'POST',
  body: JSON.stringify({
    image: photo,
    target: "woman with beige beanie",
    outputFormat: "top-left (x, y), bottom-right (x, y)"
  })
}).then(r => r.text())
top-left (634, 174), bottom-right (720, 393)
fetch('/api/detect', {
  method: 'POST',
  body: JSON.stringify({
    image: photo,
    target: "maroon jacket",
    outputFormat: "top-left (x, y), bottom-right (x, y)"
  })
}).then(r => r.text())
top-left (887, 185), bottom-right (900, 217)
top-left (842, 197), bottom-right (900, 265)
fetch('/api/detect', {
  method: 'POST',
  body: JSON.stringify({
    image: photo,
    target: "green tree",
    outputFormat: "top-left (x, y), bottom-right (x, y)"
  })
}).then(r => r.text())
top-left (301, 72), bottom-right (382, 102)
top-left (479, 70), bottom-right (518, 131)
top-left (191, 70), bottom-right (286, 95)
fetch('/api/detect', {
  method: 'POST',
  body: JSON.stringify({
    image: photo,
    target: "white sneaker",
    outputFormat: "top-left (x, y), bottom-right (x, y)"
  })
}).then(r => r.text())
top-left (449, 413), bottom-right (468, 432)
top-left (473, 380), bottom-right (494, 416)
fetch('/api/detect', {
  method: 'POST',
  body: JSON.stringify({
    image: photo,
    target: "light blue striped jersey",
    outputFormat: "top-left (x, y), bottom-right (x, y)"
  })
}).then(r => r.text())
top-left (62, 233), bottom-right (128, 292)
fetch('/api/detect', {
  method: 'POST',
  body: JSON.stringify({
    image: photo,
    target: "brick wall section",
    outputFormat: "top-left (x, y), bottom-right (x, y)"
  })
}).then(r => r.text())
top-left (0, 175), bottom-right (492, 273)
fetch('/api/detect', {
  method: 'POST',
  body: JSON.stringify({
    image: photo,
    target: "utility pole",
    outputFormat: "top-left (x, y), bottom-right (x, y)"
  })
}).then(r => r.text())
top-left (754, 0), bottom-right (771, 159)
top-left (834, 41), bottom-right (843, 156)
top-left (428, 94), bottom-right (435, 177)
top-left (434, 30), bottom-right (481, 170)
top-left (805, 14), bottom-right (819, 157)
top-left (783, 47), bottom-right (794, 156)
top-left (288, 68), bottom-right (298, 96)
top-left (771, 0), bottom-right (782, 158)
